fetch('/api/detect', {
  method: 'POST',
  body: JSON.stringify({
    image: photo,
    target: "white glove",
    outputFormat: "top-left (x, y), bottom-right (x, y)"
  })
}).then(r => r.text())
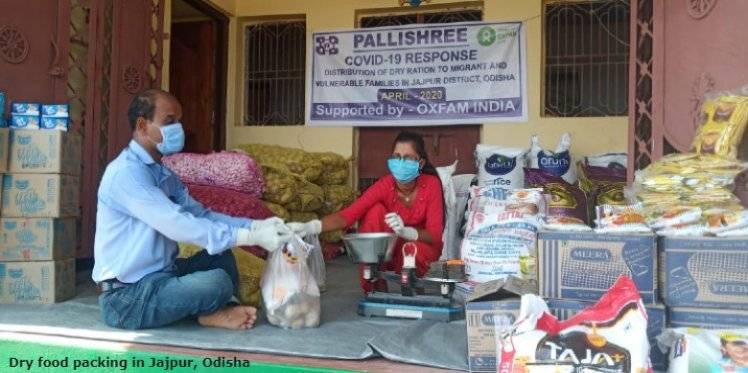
top-left (385, 213), bottom-right (418, 241)
top-left (287, 219), bottom-right (322, 238)
top-left (250, 217), bottom-right (285, 231)
top-left (236, 224), bottom-right (293, 252)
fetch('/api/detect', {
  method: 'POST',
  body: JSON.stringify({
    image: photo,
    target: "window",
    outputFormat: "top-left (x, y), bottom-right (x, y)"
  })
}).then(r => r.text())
top-left (244, 20), bottom-right (305, 125)
top-left (544, 0), bottom-right (630, 117)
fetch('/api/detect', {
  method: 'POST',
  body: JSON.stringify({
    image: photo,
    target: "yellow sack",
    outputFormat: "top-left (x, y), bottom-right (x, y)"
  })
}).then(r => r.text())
top-left (288, 210), bottom-right (318, 223)
top-left (261, 164), bottom-right (299, 205)
top-left (311, 152), bottom-right (350, 185)
top-left (284, 182), bottom-right (325, 212)
top-left (178, 244), bottom-right (265, 308)
top-left (317, 184), bottom-right (358, 215)
top-left (320, 229), bottom-right (344, 244)
top-left (238, 144), bottom-right (324, 183)
top-left (263, 200), bottom-right (290, 220)
top-left (693, 95), bottom-right (748, 159)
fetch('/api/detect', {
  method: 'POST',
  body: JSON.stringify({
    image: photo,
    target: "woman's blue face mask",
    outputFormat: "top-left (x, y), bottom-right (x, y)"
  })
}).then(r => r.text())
top-left (387, 156), bottom-right (421, 183)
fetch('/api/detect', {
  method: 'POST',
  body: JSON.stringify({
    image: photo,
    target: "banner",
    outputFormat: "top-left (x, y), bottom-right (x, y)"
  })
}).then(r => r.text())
top-left (306, 22), bottom-right (527, 126)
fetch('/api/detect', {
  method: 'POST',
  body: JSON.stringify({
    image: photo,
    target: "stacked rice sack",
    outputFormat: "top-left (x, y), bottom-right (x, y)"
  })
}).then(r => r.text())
top-left (235, 144), bottom-right (357, 245)
top-left (461, 186), bottom-right (544, 283)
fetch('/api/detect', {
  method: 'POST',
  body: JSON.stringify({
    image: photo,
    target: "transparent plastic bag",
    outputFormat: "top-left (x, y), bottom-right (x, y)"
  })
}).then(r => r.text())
top-left (261, 235), bottom-right (321, 329)
top-left (305, 234), bottom-right (326, 293)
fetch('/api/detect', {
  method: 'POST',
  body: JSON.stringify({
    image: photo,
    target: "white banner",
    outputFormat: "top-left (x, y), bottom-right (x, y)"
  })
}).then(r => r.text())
top-left (306, 21), bottom-right (527, 126)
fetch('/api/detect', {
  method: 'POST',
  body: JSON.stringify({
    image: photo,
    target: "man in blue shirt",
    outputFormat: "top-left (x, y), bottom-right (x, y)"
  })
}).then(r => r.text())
top-left (93, 89), bottom-right (292, 330)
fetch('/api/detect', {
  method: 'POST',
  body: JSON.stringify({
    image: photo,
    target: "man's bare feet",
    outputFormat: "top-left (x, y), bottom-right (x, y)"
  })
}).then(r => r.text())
top-left (198, 306), bottom-right (257, 330)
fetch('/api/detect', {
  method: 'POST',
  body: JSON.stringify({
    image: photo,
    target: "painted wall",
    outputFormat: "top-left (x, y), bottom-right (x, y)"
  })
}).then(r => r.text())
top-left (168, 0), bottom-right (628, 159)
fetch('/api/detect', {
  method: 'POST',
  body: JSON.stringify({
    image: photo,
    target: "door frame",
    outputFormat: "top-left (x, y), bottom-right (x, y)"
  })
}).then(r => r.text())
top-left (174, 0), bottom-right (229, 151)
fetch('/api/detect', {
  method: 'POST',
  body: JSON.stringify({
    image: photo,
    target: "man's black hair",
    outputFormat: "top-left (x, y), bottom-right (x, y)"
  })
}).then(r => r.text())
top-left (127, 89), bottom-right (172, 130)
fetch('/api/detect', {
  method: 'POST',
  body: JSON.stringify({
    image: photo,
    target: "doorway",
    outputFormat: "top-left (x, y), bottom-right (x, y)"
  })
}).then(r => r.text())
top-left (169, 0), bottom-right (228, 153)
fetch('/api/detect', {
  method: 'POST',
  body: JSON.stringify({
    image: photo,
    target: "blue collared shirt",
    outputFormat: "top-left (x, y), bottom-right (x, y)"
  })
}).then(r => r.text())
top-left (92, 141), bottom-right (253, 283)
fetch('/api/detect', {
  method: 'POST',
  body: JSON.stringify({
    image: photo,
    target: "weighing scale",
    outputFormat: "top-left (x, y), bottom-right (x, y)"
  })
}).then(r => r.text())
top-left (341, 233), bottom-right (465, 322)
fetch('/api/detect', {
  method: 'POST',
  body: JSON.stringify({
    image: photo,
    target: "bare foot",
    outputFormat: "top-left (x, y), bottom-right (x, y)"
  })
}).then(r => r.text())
top-left (198, 306), bottom-right (257, 330)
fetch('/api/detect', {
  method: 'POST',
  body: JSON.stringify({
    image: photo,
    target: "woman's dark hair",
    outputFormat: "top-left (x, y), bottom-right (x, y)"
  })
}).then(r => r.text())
top-left (392, 131), bottom-right (438, 177)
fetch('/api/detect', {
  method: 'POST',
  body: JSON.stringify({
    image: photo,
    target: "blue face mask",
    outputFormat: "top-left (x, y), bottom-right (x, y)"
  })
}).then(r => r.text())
top-left (150, 122), bottom-right (185, 156)
top-left (387, 158), bottom-right (420, 183)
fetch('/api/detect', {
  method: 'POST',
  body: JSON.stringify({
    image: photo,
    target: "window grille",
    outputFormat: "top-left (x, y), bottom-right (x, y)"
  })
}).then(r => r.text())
top-left (544, 0), bottom-right (630, 117)
top-left (244, 20), bottom-right (305, 125)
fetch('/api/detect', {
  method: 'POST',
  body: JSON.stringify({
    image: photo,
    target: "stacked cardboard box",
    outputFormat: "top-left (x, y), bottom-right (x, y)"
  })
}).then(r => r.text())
top-left (0, 129), bottom-right (80, 304)
top-left (535, 231), bottom-right (668, 371)
top-left (660, 237), bottom-right (748, 330)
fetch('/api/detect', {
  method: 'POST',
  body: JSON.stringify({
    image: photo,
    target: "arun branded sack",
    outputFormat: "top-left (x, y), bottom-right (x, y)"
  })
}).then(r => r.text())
top-left (528, 133), bottom-right (577, 185)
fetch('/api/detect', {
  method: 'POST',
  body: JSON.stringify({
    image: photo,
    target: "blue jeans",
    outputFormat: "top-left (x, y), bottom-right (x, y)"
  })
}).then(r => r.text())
top-left (99, 249), bottom-right (238, 329)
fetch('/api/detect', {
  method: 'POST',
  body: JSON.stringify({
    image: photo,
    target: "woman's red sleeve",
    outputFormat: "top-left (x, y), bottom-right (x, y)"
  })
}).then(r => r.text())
top-left (338, 178), bottom-right (388, 227)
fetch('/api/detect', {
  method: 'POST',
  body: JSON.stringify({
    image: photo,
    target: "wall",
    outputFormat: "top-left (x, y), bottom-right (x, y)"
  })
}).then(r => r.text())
top-left (169, 0), bottom-right (628, 159)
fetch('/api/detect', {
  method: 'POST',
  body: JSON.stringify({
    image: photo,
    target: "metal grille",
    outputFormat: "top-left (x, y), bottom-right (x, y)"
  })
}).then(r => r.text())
top-left (148, 0), bottom-right (164, 86)
top-left (67, 0), bottom-right (90, 133)
top-left (632, 0), bottom-right (653, 173)
top-left (544, 0), bottom-right (630, 117)
top-left (244, 21), bottom-right (305, 125)
top-left (99, 0), bottom-right (113, 172)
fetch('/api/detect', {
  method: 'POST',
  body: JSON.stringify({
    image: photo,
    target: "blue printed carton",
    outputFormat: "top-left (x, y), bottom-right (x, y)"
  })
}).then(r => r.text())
top-left (660, 237), bottom-right (748, 310)
top-left (538, 231), bottom-right (658, 304)
top-left (0, 128), bottom-right (8, 172)
top-left (40, 116), bottom-right (69, 131)
top-left (9, 129), bottom-right (81, 175)
top-left (10, 114), bottom-right (40, 129)
top-left (1, 174), bottom-right (80, 218)
top-left (11, 103), bottom-right (40, 116)
top-left (0, 218), bottom-right (76, 261)
top-left (0, 91), bottom-right (5, 117)
top-left (0, 259), bottom-right (75, 304)
top-left (41, 104), bottom-right (69, 117)
top-left (668, 307), bottom-right (748, 329)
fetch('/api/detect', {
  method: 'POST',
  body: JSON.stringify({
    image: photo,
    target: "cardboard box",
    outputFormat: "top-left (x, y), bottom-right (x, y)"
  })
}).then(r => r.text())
top-left (1, 174), bottom-right (79, 218)
top-left (660, 237), bottom-right (748, 310)
top-left (10, 114), bottom-right (40, 129)
top-left (0, 259), bottom-right (75, 304)
top-left (668, 307), bottom-right (748, 329)
top-left (538, 231), bottom-right (658, 303)
top-left (9, 129), bottom-right (81, 174)
top-left (0, 127), bottom-right (8, 172)
top-left (0, 218), bottom-right (76, 261)
top-left (465, 277), bottom-right (537, 373)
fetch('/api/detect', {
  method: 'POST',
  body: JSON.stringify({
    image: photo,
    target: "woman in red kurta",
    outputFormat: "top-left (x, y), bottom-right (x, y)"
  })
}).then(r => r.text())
top-left (289, 131), bottom-right (444, 293)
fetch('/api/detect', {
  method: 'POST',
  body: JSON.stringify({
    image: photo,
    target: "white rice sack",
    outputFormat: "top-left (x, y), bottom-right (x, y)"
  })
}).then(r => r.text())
top-left (585, 152), bottom-right (628, 169)
top-left (450, 174), bottom-right (475, 260)
top-left (475, 144), bottom-right (527, 189)
top-left (527, 133), bottom-right (577, 184)
top-left (660, 328), bottom-right (748, 373)
top-left (436, 162), bottom-right (458, 260)
top-left (461, 210), bottom-right (539, 283)
top-left (497, 276), bottom-right (651, 372)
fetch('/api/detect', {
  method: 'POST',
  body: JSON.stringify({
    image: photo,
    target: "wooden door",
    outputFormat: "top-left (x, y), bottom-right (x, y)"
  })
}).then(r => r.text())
top-left (170, 21), bottom-right (215, 153)
top-left (358, 126), bottom-right (481, 189)
top-left (0, 0), bottom-right (70, 110)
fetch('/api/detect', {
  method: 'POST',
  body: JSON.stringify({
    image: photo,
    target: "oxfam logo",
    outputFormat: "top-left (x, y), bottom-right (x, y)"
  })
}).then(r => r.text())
top-left (477, 27), bottom-right (496, 46)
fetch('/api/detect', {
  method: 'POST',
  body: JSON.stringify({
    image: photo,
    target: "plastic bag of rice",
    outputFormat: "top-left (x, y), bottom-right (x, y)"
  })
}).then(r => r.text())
top-left (496, 276), bottom-right (651, 373)
top-left (475, 144), bottom-right (527, 189)
top-left (528, 133), bottom-right (577, 184)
